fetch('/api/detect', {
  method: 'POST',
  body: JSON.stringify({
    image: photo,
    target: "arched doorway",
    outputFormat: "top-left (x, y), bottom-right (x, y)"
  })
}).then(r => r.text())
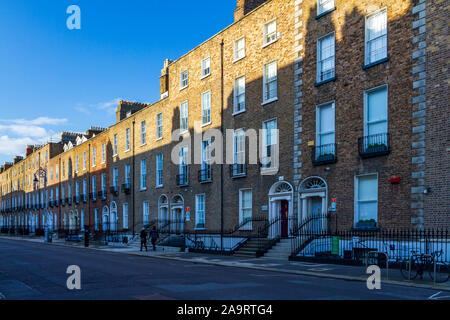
top-left (298, 176), bottom-right (328, 232)
top-left (170, 195), bottom-right (184, 234)
top-left (158, 195), bottom-right (169, 232)
top-left (102, 206), bottom-right (109, 231)
top-left (110, 202), bottom-right (117, 231)
top-left (268, 181), bottom-right (294, 239)
top-left (69, 210), bottom-right (79, 231)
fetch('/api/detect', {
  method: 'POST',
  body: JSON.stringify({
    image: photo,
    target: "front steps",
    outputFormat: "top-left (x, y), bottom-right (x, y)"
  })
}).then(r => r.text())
top-left (234, 238), bottom-right (273, 258)
top-left (260, 239), bottom-right (291, 260)
top-left (234, 238), bottom-right (292, 260)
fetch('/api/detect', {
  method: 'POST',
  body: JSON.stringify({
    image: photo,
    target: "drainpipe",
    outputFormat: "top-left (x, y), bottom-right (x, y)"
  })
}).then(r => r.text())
top-left (220, 39), bottom-right (224, 252)
top-left (88, 144), bottom-right (91, 233)
top-left (132, 120), bottom-right (136, 236)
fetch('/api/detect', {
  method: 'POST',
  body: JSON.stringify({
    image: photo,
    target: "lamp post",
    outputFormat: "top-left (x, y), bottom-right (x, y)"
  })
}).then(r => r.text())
top-left (33, 167), bottom-right (49, 240)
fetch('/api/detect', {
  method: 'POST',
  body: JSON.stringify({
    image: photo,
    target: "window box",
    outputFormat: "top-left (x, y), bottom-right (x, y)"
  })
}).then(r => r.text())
top-left (195, 223), bottom-right (205, 230)
top-left (354, 220), bottom-right (378, 230)
top-left (312, 144), bottom-right (337, 166)
top-left (198, 168), bottom-right (212, 183)
top-left (358, 133), bottom-right (391, 158)
top-left (230, 164), bottom-right (246, 178)
top-left (122, 183), bottom-right (131, 194)
top-left (176, 173), bottom-right (189, 187)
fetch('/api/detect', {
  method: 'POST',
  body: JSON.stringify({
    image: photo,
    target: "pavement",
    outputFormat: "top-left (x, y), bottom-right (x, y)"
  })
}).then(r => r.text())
top-left (0, 235), bottom-right (449, 300)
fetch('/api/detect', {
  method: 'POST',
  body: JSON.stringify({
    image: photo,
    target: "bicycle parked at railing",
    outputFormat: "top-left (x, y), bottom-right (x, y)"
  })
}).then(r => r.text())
top-left (400, 250), bottom-right (450, 283)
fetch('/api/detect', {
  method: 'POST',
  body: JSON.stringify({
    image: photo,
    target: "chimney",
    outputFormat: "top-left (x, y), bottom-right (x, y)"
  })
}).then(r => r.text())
top-left (160, 59), bottom-right (172, 100)
top-left (26, 145), bottom-right (34, 157)
top-left (116, 100), bottom-right (147, 123)
top-left (234, 0), bottom-right (268, 22)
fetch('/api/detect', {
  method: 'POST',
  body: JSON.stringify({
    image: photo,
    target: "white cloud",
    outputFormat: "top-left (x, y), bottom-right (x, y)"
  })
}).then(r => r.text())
top-left (0, 117), bottom-right (68, 126)
top-left (75, 98), bottom-right (121, 116)
top-left (0, 117), bottom-right (65, 162)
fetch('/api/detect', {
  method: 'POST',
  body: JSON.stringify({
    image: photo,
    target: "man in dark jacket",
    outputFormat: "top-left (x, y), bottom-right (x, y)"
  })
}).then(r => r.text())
top-left (150, 226), bottom-right (159, 251)
top-left (140, 228), bottom-right (148, 252)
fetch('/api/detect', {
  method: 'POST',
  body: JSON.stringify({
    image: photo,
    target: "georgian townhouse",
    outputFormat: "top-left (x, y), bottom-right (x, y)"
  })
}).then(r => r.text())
top-left (1, 0), bottom-right (447, 251)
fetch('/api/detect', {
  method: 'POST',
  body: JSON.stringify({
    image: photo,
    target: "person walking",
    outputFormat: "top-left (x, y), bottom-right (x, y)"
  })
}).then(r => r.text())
top-left (140, 228), bottom-right (148, 252)
top-left (150, 226), bottom-right (159, 251)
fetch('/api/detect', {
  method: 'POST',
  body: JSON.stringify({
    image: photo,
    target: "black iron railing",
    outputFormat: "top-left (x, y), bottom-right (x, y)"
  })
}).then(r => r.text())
top-left (358, 133), bottom-right (391, 158)
top-left (230, 164), bottom-right (246, 178)
top-left (312, 143), bottom-right (337, 166)
top-left (291, 226), bottom-right (449, 265)
top-left (122, 183), bottom-right (131, 194)
top-left (176, 168), bottom-right (189, 187)
top-left (198, 167), bottom-right (212, 183)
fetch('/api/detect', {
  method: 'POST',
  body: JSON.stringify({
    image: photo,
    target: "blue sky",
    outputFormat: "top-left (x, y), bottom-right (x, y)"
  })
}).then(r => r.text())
top-left (0, 0), bottom-right (236, 163)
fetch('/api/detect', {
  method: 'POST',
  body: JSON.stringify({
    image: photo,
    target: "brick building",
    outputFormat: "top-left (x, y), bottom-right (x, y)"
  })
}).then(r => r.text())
top-left (0, 0), bottom-right (448, 248)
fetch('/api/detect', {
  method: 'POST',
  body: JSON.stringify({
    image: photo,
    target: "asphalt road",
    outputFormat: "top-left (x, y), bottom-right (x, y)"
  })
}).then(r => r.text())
top-left (0, 238), bottom-right (446, 300)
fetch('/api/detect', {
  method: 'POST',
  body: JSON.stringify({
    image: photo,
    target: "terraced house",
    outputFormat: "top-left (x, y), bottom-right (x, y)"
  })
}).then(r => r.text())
top-left (0, 0), bottom-right (448, 259)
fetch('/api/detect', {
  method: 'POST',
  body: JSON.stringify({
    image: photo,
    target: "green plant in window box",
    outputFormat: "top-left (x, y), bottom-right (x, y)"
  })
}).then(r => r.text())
top-left (367, 143), bottom-right (387, 150)
top-left (356, 219), bottom-right (377, 229)
top-left (317, 153), bottom-right (334, 159)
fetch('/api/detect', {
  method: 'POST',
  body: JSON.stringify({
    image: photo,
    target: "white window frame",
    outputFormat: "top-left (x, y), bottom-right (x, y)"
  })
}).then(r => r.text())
top-left (195, 194), bottom-right (206, 230)
top-left (113, 167), bottom-right (119, 190)
top-left (141, 121), bottom-right (146, 145)
top-left (233, 129), bottom-right (246, 176)
top-left (201, 57), bottom-right (211, 79)
top-left (113, 134), bottom-right (118, 156)
top-left (75, 155), bottom-right (79, 173)
top-left (233, 76), bottom-right (246, 114)
top-left (140, 158), bottom-right (147, 190)
top-left (156, 153), bottom-right (163, 187)
top-left (156, 113), bottom-right (163, 140)
top-left (263, 61), bottom-right (278, 104)
top-left (180, 101), bottom-right (189, 133)
top-left (316, 101), bottom-right (336, 152)
top-left (92, 176), bottom-right (97, 201)
top-left (263, 19), bottom-right (277, 47)
top-left (239, 189), bottom-right (253, 230)
top-left (92, 146), bottom-right (96, 167)
top-left (180, 70), bottom-right (188, 89)
top-left (143, 201), bottom-right (150, 226)
top-left (83, 152), bottom-right (87, 170)
top-left (234, 37), bottom-right (246, 62)
top-left (125, 128), bottom-right (131, 152)
top-left (364, 84), bottom-right (389, 140)
top-left (123, 203), bottom-right (129, 229)
top-left (262, 118), bottom-right (278, 170)
top-left (201, 90), bottom-right (211, 126)
top-left (354, 173), bottom-right (379, 225)
top-left (365, 8), bottom-right (388, 66)
top-left (317, 0), bottom-right (335, 15)
top-left (101, 143), bottom-right (106, 163)
top-left (317, 32), bottom-right (335, 83)
top-left (125, 164), bottom-right (131, 185)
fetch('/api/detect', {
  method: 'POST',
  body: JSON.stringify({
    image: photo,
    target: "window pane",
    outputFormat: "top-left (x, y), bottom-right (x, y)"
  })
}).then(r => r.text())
top-left (358, 175), bottom-right (378, 201)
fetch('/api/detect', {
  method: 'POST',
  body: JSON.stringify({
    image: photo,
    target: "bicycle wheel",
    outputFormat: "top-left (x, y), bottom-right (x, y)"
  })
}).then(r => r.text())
top-left (400, 258), bottom-right (419, 280)
top-left (429, 261), bottom-right (450, 283)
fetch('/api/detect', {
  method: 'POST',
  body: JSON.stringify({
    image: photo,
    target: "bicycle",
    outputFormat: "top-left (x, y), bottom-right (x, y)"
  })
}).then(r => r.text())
top-left (400, 250), bottom-right (450, 283)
